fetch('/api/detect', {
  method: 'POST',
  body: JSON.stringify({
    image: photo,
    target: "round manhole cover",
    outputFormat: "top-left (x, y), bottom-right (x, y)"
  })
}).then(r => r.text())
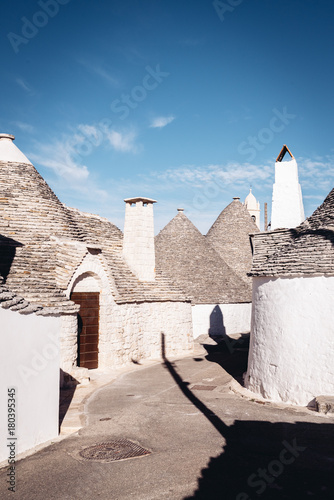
top-left (79, 439), bottom-right (151, 462)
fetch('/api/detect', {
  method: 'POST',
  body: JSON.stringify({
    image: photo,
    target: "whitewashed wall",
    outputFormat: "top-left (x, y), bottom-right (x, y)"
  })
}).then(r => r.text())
top-left (59, 314), bottom-right (78, 372)
top-left (271, 158), bottom-right (305, 230)
top-left (191, 303), bottom-right (252, 339)
top-left (245, 276), bottom-right (334, 405)
top-left (64, 252), bottom-right (193, 371)
top-left (99, 301), bottom-right (193, 367)
top-left (0, 308), bottom-right (60, 463)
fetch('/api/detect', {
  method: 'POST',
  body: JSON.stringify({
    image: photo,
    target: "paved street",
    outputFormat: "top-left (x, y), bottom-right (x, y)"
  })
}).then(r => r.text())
top-left (1, 338), bottom-right (333, 499)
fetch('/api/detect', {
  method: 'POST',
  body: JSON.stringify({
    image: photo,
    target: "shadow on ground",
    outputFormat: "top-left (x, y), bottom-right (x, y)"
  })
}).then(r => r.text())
top-left (203, 333), bottom-right (250, 385)
top-left (184, 418), bottom-right (334, 499)
top-left (162, 333), bottom-right (334, 500)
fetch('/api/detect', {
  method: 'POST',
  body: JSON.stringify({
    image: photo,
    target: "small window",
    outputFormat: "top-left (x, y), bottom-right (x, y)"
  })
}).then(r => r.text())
top-left (251, 215), bottom-right (256, 222)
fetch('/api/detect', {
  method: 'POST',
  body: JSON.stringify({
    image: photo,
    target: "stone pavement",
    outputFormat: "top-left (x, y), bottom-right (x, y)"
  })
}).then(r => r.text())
top-left (1, 336), bottom-right (333, 499)
top-left (59, 358), bottom-right (164, 437)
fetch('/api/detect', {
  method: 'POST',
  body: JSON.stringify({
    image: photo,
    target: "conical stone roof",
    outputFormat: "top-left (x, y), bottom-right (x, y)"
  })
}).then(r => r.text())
top-left (302, 187), bottom-right (334, 229)
top-left (0, 136), bottom-right (188, 312)
top-left (0, 136), bottom-right (85, 313)
top-left (155, 210), bottom-right (251, 303)
top-left (206, 198), bottom-right (259, 283)
top-left (0, 160), bottom-right (85, 244)
top-left (250, 187), bottom-right (334, 277)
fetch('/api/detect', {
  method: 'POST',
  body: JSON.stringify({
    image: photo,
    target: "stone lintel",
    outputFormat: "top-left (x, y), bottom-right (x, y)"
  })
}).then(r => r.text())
top-left (86, 244), bottom-right (102, 252)
top-left (124, 197), bottom-right (157, 204)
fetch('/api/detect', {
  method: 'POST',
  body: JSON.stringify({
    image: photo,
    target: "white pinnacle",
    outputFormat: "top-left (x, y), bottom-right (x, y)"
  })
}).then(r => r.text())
top-left (0, 134), bottom-right (32, 165)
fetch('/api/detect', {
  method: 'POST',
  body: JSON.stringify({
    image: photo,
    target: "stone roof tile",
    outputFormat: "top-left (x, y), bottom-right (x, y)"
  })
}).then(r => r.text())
top-left (67, 208), bottom-right (188, 303)
top-left (155, 211), bottom-right (251, 304)
top-left (0, 161), bottom-right (84, 244)
top-left (0, 279), bottom-right (42, 314)
top-left (0, 158), bottom-right (188, 310)
top-left (250, 187), bottom-right (334, 277)
top-left (206, 198), bottom-right (259, 284)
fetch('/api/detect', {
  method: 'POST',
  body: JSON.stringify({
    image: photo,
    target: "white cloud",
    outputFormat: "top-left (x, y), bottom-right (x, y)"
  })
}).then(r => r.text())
top-left (150, 116), bottom-right (175, 129)
top-left (150, 156), bottom-right (334, 228)
top-left (298, 156), bottom-right (334, 191)
top-left (27, 134), bottom-right (111, 208)
top-left (12, 121), bottom-right (35, 133)
top-left (28, 140), bottom-right (89, 181)
top-left (49, 176), bottom-right (108, 204)
top-left (105, 129), bottom-right (139, 153)
top-left (77, 124), bottom-right (104, 146)
top-left (76, 123), bottom-right (141, 153)
top-left (154, 156), bottom-right (334, 198)
top-left (156, 162), bottom-right (272, 190)
top-left (303, 194), bottom-right (326, 200)
top-left (15, 78), bottom-right (32, 93)
top-left (28, 122), bottom-right (140, 185)
top-left (77, 59), bottom-right (119, 87)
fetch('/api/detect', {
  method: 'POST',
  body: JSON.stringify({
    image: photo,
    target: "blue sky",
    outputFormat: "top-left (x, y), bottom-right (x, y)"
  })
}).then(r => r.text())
top-left (2, 0), bottom-right (334, 232)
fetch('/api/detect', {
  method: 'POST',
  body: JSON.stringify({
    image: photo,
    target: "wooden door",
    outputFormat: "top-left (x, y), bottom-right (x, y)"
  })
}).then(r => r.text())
top-left (70, 292), bottom-right (99, 369)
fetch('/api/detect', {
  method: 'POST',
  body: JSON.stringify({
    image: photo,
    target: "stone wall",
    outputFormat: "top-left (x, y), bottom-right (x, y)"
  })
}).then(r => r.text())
top-left (59, 314), bottom-right (78, 372)
top-left (245, 275), bottom-right (334, 405)
top-left (99, 300), bottom-right (193, 368)
top-left (123, 199), bottom-right (156, 281)
top-left (192, 303), bottom-right (252, 339)
top-left (61, 251), bottom-right (193, 372)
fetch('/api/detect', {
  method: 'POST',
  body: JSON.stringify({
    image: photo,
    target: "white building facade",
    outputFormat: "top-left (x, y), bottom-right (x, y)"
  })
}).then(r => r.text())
top-left (246, 188), bottom-right (334, 405)
top-left (246, 275), bottom-right (334, 405)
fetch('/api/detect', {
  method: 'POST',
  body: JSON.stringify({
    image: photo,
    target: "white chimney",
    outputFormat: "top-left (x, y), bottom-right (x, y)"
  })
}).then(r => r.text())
top-left (123, 197), bottom-right (157, 281)
top-left (271, 145), bottom-right (305, 230)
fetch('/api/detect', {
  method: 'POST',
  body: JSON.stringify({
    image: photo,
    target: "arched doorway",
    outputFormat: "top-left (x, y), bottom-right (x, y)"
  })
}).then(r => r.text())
top-left (70, 273), bottom-right (100, 369)
top-left (71, 292), bottom-right (99, 369)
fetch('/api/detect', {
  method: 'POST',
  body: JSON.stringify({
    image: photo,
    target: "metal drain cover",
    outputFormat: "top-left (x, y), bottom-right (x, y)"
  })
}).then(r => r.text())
top-left (79, 439), bottom-right (151, 462)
